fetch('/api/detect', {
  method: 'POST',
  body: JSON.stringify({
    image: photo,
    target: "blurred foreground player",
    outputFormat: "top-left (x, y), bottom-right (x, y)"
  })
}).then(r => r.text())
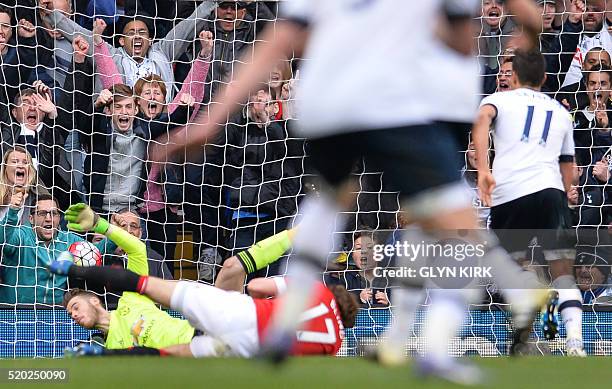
top-left (58, 204), bottom-right (296, 353)
top-left (150, 0), bottom-right (546, 382)
top-left (51, 203), bottom-right (356, 357)
top-left (473, 50), bottom-right (584, 356)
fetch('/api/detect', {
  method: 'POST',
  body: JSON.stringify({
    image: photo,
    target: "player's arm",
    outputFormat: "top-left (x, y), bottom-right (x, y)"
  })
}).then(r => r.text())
top-left (505, 0), bottom-right (543, 48)
top-left (559, 120), bottom-right (577, 194)
top-left (559, 160), bottom-right (576, 194)
top-left (438, 0), bottom-right (479, 56)
top-left (74, 340), bottom-right (226, 358)
top-left (247, 277), bottom-right (287, 299)
top-left (472, 104), bottom-right (497, 207)
top-left (64, 203), bottom-right (149, 275)
top-left (106, 225), bottom-right (149, 276)
top-left (151, 20), bottom-right (309, 161)
top-left (161, 344), bottom-right (193, 357)
top-left (65, 343), bottom-right (194, 357)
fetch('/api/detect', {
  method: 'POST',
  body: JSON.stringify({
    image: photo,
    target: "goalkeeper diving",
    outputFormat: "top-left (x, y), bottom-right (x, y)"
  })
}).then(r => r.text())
top-left (52, 203), bottom-right (358, 357)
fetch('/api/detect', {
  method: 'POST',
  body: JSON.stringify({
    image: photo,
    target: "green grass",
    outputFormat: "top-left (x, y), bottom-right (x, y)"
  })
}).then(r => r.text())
top-left (0, 357), bottom-right (609, 389)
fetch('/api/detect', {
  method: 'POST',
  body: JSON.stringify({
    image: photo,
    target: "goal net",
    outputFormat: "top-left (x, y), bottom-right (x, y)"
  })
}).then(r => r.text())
top-left (0, 0), bottom-right (610, 358)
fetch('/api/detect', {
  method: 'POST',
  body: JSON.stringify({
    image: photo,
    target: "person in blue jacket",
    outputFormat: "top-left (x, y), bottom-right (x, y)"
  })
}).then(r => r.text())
top-left (0, 192), bottom-right (116, 305)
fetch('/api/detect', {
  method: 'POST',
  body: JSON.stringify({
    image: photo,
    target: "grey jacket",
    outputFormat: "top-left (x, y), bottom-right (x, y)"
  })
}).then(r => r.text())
top-left (478, 17), bottom-right (517, 70)
top-left (204, 3), bottom-right (274, 101)
top-left (43, 1), bottom-right (216, 100)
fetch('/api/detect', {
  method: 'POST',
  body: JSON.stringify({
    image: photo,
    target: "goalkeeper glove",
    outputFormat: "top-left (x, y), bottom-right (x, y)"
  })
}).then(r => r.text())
top-left (64, 203), bottom-right (110, 234)
top-left (49, 258), bottom-right (74, 275)
top-left (64, 343), bottom-right (104, 358)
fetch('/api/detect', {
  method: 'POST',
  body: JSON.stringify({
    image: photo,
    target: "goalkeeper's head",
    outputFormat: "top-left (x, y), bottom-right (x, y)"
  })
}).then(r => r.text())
top-left (63, 289), bottom-right (107, 330)
top-left (510, 49), bottom-right (546, 90)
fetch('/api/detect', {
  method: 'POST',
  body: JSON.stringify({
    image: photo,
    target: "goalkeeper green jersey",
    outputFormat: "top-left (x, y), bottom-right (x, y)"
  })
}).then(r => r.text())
top-left (103, 227), bottom-right (194, 349)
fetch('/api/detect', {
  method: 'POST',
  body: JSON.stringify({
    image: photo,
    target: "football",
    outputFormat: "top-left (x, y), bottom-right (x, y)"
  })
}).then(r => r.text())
top-left (67, 241), bottom-right (102, 267)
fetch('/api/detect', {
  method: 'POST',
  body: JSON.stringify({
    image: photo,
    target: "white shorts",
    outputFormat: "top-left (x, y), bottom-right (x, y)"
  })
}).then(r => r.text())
top-left (170, 281), bottom-right (260, 358)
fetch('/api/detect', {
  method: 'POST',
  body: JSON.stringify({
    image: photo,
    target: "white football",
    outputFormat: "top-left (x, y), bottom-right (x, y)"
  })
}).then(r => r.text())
top-left (68, 241), bottom-right (102, 267)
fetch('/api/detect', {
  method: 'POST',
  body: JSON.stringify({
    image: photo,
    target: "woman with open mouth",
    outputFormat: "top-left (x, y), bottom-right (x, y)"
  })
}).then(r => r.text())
top-left (0, 146), bottom-right (49, 223)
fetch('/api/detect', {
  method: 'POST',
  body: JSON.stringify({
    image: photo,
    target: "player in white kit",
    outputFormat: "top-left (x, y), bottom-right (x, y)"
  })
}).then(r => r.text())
top-left (150, 0), bottom-right (547, 383)
top-left (473, 49), bottom-right (585, 356)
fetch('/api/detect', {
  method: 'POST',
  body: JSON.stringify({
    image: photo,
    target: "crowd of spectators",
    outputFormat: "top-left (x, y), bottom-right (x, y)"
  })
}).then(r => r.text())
top-left (0, 0), bottom-right (302, 307)
top-left (477, 0), bottom-right (612, 230)
top-left (0, 0), bottom-right (610, 309)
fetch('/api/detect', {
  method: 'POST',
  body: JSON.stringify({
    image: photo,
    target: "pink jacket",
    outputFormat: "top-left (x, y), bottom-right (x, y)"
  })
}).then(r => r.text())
top-left (94, 41), bottom-right (211, 213)
top-left (93, 40), bottom-right (210, 119)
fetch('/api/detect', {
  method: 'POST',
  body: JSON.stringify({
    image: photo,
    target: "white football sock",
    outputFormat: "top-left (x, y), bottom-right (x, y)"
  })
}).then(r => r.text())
top-left (270, 195), bottom-right (343, 333)
top-left (553, 275), bottom-right (583, 341)
top-left (423, 290), bottom-right (467, 364)
top-left (384, 288), bottom-right (424, 345)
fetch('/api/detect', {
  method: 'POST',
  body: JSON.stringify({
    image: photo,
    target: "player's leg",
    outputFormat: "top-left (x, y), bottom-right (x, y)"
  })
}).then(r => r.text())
top-left (140, 277), bottom-right (178, 307)
top-left (70, 334), bottom-right (249, 358)
top-left (261, 133), bottom-right (359, 359)
top-left (368, 125), bottom-right (544, 364)
top-left (214, 257), bottom-right (247, 293)
top-left (548, 258), bottom-right (584, 356)
top-left (539, 189), bottom-right (584, 356)
top-left (374, 286), bottom-right (425, 366)
top-left (488, 193), bottom-right (556, 355)
top-left (359, 126), bottom-right (474, 367)
top-left (49, 259), bottom-right (178, 307)
top-left (215, 228), bottom-right (297, 292)
top-left (73, 337), bottom-right (238, 358)
top-left (169, 281), bottom-right (260, 357)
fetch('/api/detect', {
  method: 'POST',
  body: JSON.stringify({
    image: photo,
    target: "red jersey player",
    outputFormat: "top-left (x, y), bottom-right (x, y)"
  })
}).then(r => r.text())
top-left (252, 278), bottom-right (346, 356)
top-left (166, 276), bottom-right (356, 358)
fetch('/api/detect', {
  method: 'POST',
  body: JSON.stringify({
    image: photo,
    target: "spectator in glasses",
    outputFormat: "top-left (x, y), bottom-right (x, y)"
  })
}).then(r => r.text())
top-left (0, 194), bottom-right (116, 304)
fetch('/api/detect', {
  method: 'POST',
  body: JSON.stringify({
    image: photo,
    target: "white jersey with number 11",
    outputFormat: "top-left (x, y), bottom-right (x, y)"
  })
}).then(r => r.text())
top-left (480, 88), bottom-right (575, 207)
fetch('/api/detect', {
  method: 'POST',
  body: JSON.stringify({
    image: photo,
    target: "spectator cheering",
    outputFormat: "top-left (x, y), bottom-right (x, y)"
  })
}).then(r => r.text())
top-left (479, 0), bottom-right (517, 71)
top-left (1, 82), bottom-right (75, 210)
top-left (41, 0), bottom-right (216, 101)
top-left (0, 6), bottom-right (37, 127)
top-left (557, 47), bottom-right (611, 111)
top-left (326, 232), bottom-right (391, 307)
top-left (207, 88), bottom-right (299, 279)
top-left (0, 147), bottom-right (48, 223)
top-left (0, 194), bottom-right (115, 304)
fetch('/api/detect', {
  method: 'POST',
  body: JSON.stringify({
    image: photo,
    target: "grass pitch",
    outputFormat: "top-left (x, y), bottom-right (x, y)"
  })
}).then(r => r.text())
top-left (0, 356), bottom-right (609, 389)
